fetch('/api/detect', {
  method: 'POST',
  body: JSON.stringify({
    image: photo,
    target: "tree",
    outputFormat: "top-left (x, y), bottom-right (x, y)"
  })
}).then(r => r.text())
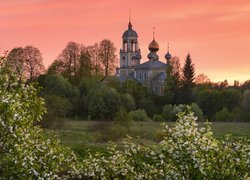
top-left (181, 54), bottom-right (195, 104)
top-left (242, 89), bottom-right (250, 111)
top-left (77, 48), bottom-right (92, 78)
top-left (197, 89), bottom-right (222, 119)
top-left (123, 80), bottom-right (147, 101)
top-left (86, 43), bottom-right (104, 76)
top-left (47, 60), bottom-right (65, 74)
top-left (241, 79), bottom-right (250, 90)
top-left (220, 89), bottom-right (242, 111)
top-left (98, 39), bottom-right (117, 77)
top-left (6, 46), bottom-right (45, 81)
top-left (165, 58), bottom-right (174, 92)
top-left (86, 85), bottom-right (121, 120)
top-left (182, 53), bottom-right (195, 88)
top-left (195, 74), bottom-right (211, 85)
top-left (58, 41), bottom-right (81, 77)
top-left (170, 56), bottom-right (181, 89)
top-left (6, 47), bottom-right (26, 82)
top-left (24, 45), bottom-right (45, 80)
top-left (168, 56), bottom-right (182, 103)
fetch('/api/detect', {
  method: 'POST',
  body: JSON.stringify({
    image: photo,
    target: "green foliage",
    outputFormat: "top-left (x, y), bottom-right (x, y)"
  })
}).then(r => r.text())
top-left (104, 108), bottom-right (134, 142)
top-left (162, 104), bottom-right (204, 122)
top-left (120, 93), bottom-right (136, 112)
top-left (197, 89), bottom-right (222, 119)
top-left (190, 103), bottom-right (204, 121)
top-left (181, 54), bottom-right (195, 104)
top-left (128, 109), bottom-right (150, 121)
top-left (214, 107), bottom-right (234, 122)
top-left (214, 107), bottom-right (250, 122)
top-left (123, 80), bottom-right (147, 101)
top-left (242, 89), bottom-right (250, 111)
top-left (0, 65), bottom-right (78, 178)
top-left (40, 95), bottom-right (72, 128)
top-left (114, 108), bottom-right (133, 128)
top-left (78, 76), bottom-right (101, 95)
top-left (182, 53), bottom-right (195, 88)
top-left (87, 85), bottom-right (121, 120)
top-left (136, 98), bottom-right (154, 117)
top-left (73, 111), bottom-right (250, 179)
top-left (221, 89), bottom-right (242, 111)
top-left (42, 74), bottom-right (79, 98)
top-left (162, 104), bottom-right (175, 121)
top-left (153, 114), bottom-right (164, 122)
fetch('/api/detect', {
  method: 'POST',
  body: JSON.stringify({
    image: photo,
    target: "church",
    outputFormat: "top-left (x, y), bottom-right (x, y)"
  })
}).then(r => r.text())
top-left (116, 20), bottom-right (172, 96)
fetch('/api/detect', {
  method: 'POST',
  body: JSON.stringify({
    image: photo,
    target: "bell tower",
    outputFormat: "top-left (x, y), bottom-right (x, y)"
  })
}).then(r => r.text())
top-left (119, 14), bottom-right (141, 77)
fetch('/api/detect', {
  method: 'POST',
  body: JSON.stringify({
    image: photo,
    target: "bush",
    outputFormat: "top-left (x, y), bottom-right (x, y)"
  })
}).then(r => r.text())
top-left (190, 103), bottom-right (204, 121)
top-left (153, 114), bottom-right (164, 122)
top-left (214, 107), bottom-right (234, 121)
top-left (136, 98), bottom-right (154, 117)
top-left (0, 65), bottom-right (78, 178)
top-left (221, 89), bottom-right (242, 111)
top-left (120, 93), bottom-right (136, 112)
top-left (161, 104), bottom-right (174, 121)
top-left (87, 85), bottom-right (121, 120)
top-left (114, 108), bottom-right (133, 128)
top-left (242, 89), bottom-right (250, 111)
top-left (128, 109), bottom-right (150, 121)
top-left (197, 89), bottom-right (222, 119)
top-left (74, 110), bottom-right (250, 179)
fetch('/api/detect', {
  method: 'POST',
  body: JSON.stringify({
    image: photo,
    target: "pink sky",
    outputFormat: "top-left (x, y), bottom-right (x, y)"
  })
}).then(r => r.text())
top-left (1, 0), bottom-right (250, 84)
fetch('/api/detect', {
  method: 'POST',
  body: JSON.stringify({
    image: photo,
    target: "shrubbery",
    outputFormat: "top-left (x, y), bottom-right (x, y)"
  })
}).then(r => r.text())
top-left (0, 66), bottom-right (78, 178)
top-left (161, 103), bottom-right (204, 121)
top-left (128, 109), bottom-right (150, 121)
top-left (73, 110), bottom-right (250, 179)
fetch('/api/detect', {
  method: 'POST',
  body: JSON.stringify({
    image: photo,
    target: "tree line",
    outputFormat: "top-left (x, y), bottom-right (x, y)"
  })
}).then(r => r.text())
top-left (2, 39), bottom-right (250, 126)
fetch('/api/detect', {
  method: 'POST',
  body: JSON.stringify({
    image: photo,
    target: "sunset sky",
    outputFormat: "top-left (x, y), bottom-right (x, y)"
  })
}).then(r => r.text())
top-left (1, 0), bottom-right (250, 84)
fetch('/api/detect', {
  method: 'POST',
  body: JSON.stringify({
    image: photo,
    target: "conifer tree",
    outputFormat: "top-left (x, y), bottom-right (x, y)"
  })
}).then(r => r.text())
top-left (182, 53), bottom-right (195, 88)
top-left (181, 53), bottom-right (195, 104)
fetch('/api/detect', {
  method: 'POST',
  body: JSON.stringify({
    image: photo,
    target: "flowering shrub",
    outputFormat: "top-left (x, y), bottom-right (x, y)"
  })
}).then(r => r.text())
top-left (0, 65), bottom-right (79, 179)
top-left (73, 110), bottom-right (249, 179)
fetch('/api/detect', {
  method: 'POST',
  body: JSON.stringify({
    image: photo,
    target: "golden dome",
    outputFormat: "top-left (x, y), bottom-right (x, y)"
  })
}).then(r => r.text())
top-left (148, 39), bottom-right (159, 52)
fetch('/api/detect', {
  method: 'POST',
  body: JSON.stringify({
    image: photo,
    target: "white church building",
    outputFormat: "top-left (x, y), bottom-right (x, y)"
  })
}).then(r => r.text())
top-left (116, 20), bottom-right (172, 96)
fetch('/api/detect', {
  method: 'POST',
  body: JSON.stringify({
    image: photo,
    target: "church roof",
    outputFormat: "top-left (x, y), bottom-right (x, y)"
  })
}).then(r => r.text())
top-left (122, 22), bottom-right (138, 38)
top-left (134, 60), bottom-right (166, 69)
top-left (152, 72), bottom-right (166, 81)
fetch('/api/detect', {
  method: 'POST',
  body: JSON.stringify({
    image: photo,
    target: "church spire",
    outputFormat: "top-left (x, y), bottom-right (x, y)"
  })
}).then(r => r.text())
top-left (153, 27), bottom-right (155, 40)
top-left (128, 9), bottom-right (132, 29)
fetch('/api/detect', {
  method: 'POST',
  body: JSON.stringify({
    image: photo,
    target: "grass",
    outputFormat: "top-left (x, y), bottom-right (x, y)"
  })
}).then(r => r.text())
top-left (45, 120), bottom-right (250, 158)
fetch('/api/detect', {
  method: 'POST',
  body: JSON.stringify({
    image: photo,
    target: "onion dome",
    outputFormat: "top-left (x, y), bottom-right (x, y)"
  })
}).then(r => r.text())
top-left (132, 52), bottom-right (142, 60)
top-left (148, 39), bottom-right (159, 52)
top-left (165, 43), bottom-right (172, 60)
top-left (165, 52), bottom-right (171, 60)
top-left (147, 52), bottom-right (159, 61)
top-left (122, 21), bottom-right (138, 38)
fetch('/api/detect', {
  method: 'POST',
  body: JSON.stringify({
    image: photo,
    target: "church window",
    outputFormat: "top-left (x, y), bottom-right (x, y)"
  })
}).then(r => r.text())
top-left (139, 73), bottom-right (142, 79)
top-left (144, 73), bottom-right (147, 79)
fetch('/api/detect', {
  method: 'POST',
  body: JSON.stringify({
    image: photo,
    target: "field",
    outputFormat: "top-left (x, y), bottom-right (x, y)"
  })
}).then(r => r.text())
top-left (45, 120), bottom-right (250, 158)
